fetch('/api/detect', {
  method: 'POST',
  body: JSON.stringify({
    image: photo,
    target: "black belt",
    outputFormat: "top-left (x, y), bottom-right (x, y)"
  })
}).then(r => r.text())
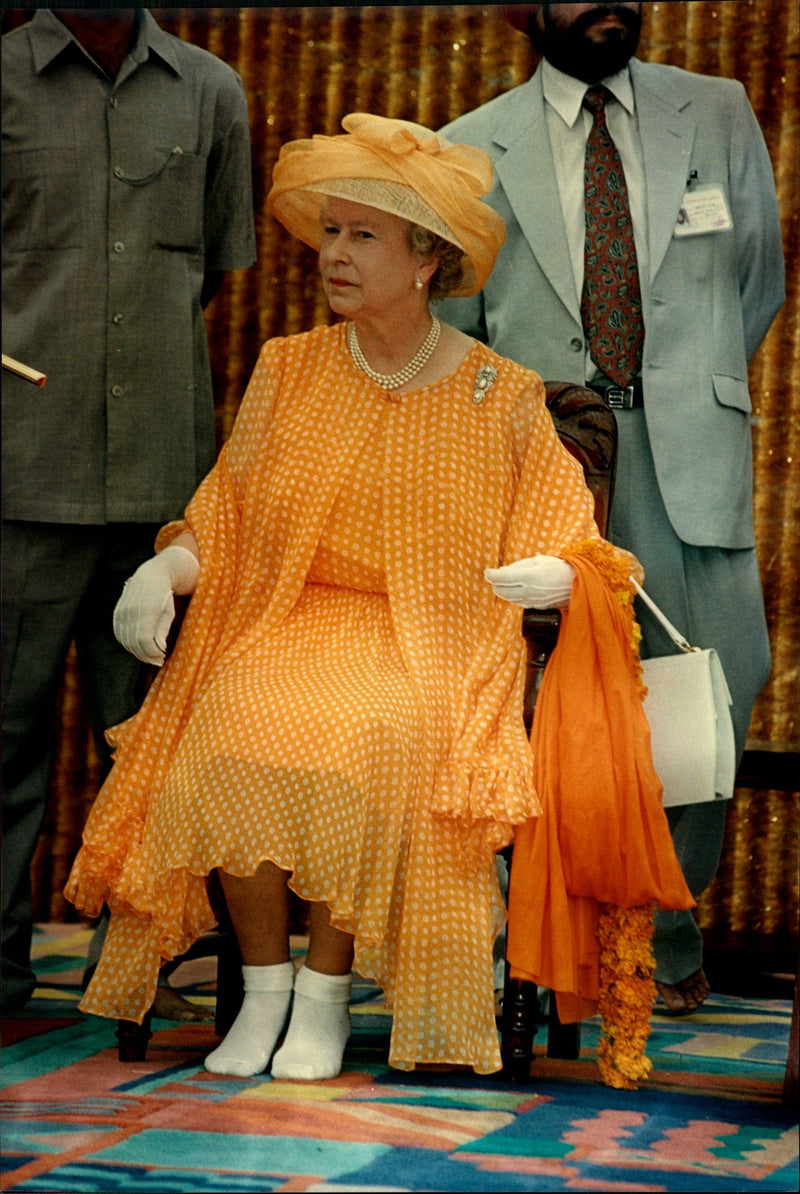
top-left (589, 380), bottom-right (644, 409)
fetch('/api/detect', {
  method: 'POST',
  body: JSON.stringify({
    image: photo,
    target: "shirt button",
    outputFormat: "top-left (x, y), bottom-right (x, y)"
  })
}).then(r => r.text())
top-left (110, 384), bottom-right (123, 398)
top-left (109, 96), bottom-right (118, 108)
top-left (113, 241), bottom-right (125, 253)
top-left (113, 166), bottom-right (124, 179)
top-left (112, 312), bottom-right (124, 324)
top-left (570, 337), bottom-right (583, 352)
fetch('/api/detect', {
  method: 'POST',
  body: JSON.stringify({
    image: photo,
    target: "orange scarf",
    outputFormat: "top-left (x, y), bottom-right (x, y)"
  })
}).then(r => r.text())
top-left (507, 548), bottom-right (694, 1022)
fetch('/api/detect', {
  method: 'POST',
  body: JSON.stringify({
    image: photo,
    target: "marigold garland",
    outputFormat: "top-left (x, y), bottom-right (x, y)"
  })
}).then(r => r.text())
top-left (596, 903), bottom-right (656, 1089)
top-left (565, 535), bottom-right (644, 684)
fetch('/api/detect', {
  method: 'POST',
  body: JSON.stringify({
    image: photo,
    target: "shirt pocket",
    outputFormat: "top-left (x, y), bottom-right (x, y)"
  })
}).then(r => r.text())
top-left (2, 147), bottom-right (83, 251)
top-left (113, 143), bottom-right (206, 252)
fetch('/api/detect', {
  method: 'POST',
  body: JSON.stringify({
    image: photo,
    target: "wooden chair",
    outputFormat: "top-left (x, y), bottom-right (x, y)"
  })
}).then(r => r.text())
top-left (117, 380), bottom-right (616, 1067)
top-left (116, 874), bottom-right (244, 1062)
top-left (501, 380), bottom-right (617, 1083)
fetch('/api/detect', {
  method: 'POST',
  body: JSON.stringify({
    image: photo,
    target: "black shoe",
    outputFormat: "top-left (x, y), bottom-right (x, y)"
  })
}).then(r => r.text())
top-left (1, 975), bottom-right (36, 1015)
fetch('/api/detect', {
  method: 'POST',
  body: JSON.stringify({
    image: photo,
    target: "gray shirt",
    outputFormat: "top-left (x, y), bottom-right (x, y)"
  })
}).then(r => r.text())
top-left (2, 10), bottom-right (256, 523)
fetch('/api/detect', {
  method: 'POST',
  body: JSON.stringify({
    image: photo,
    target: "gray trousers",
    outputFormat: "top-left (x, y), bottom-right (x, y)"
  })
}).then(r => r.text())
top-left (609, 411), bottom-right (770, 985)
top-left (1, 521), bottom-right (159, 1011)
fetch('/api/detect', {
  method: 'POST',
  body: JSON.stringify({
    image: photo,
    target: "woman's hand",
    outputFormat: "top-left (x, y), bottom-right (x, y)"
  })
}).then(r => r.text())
top-left (113, 544), bottom-right (200, 665)
top-left (484, 555), bottom-right (575, 609)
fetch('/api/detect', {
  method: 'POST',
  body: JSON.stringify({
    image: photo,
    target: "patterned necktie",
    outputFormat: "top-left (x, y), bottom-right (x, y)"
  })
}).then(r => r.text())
top-left (580, 84), bottom-right (644, 387)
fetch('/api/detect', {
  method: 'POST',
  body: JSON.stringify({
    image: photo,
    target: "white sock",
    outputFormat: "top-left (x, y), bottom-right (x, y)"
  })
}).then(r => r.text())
top-left (204, 961), bottom-right (294, 1077)
top-left (270, 965), bottom-right (352, 1080)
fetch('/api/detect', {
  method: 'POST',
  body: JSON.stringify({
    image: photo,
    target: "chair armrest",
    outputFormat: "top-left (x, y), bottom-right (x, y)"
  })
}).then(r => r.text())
top-left (521, 608), bottom-right (561, 729)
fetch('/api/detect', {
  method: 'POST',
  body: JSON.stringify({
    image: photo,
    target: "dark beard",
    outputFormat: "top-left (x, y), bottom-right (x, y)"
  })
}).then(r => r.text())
top-left (532, 5), bottom-right (642, 83)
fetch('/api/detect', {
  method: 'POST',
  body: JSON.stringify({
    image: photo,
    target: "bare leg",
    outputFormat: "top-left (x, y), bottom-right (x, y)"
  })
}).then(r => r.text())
top-left (219, 860), bottom-right (291, 965)
top-left (205, 862), bottom-right (294, 1076)
top-left (272, 901), bottom-right (354, 1080)
top-left (305, 900), bottom-right (355, 975)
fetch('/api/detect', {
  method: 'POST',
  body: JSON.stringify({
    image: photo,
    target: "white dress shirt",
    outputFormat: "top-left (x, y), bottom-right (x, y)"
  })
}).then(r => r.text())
top-left (541, 59), bottom-right (649, 380)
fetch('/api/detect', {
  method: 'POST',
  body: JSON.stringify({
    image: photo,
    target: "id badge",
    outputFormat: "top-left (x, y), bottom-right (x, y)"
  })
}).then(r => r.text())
top-left (673, 184), bottom-right (733, 237)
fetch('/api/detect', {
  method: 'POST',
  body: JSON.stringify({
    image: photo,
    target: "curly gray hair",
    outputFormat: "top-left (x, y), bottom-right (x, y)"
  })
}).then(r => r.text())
top-left (406, 224), bottom-right (467, 303)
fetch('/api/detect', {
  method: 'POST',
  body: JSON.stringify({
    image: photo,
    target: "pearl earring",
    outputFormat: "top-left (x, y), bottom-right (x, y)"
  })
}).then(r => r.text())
top-left (415, 278), bottom-right (423, 290)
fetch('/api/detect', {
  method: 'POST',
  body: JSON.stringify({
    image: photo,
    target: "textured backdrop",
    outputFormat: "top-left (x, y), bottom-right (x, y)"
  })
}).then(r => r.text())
top-left (4, 4), bottom-right (797, 956)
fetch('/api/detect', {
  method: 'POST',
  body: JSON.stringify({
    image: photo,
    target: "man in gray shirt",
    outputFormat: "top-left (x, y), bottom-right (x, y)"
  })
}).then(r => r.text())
top-left (2, 9), bottom-right (256, 1013)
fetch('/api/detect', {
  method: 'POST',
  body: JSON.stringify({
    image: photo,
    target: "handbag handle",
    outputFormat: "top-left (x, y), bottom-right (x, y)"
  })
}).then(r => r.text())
top-left (631, 578), bottom-right (699, 654)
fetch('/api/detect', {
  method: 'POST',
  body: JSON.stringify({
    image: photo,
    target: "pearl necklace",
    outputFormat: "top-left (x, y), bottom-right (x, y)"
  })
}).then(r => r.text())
top-left (347, 316), bottom-right (441, 390)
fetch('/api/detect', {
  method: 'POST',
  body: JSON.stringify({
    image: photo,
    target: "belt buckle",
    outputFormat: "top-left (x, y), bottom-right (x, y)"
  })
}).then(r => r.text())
top-left (606, 385), bottom-right (633, 410)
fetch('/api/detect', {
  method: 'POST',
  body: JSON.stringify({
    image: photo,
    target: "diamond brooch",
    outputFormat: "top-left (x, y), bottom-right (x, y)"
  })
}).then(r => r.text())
top-left (473, 364), bottom-right (498, 405)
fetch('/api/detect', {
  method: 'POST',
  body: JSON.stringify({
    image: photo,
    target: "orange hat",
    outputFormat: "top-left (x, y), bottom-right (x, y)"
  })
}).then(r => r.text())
top-left (268, 113), bottom-right (505, 297)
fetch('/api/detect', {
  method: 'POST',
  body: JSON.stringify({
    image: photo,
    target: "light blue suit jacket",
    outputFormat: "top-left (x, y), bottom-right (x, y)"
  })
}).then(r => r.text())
top-left (440, 59), bottom-right (784, 548)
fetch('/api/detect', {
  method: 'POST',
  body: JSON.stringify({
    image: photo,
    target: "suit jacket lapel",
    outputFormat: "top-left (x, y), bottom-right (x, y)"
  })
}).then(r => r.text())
top-left (495, 73), bottom-right (581, 322)
top-left (630, 60), bottom-right (697, 284)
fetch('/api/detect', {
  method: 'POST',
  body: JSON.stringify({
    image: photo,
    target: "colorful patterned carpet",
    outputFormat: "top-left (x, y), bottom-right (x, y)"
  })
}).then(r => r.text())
top-left (1, 924), bottom-right (797, 1192)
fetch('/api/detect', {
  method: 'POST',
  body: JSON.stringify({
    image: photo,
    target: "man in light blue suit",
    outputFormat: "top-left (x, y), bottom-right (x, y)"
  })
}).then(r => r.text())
top-left (440, 3), bottom-right (785, 1014)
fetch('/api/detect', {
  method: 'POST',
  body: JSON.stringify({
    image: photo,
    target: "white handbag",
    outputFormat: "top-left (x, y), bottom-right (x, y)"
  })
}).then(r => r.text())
top-left (634, 580), bottom-right (737, 808)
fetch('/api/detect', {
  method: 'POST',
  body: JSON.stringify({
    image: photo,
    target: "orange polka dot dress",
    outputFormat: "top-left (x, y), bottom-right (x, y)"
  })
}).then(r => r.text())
top-left (66, 323), bottom-right (601, 1074)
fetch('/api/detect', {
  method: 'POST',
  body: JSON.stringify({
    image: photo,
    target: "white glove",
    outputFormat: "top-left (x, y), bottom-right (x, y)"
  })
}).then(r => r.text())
top-left (484, 554), bottom-right (576, 609)
top-left (113, 544), bottom-right (199, 666)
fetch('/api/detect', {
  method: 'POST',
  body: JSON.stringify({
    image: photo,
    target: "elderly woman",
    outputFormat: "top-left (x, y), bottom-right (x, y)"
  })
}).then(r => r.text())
top-left (66, 114), bottom-right (691, 1080)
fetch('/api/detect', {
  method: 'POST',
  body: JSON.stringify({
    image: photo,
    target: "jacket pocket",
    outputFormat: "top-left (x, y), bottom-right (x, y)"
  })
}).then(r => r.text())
top-left (712, 373), bottom-right (751, 414)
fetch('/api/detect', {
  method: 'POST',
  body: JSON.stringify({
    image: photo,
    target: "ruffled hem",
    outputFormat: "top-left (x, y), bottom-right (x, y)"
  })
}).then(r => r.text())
top-left (390, 1052), bottom-right (503, 1075)
top-left (70, 833), bottom-right (410, 1022)
top-left (67, 844), bottom-right (218, 965)
top-left (434, 759), bottom-right (541, 871)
